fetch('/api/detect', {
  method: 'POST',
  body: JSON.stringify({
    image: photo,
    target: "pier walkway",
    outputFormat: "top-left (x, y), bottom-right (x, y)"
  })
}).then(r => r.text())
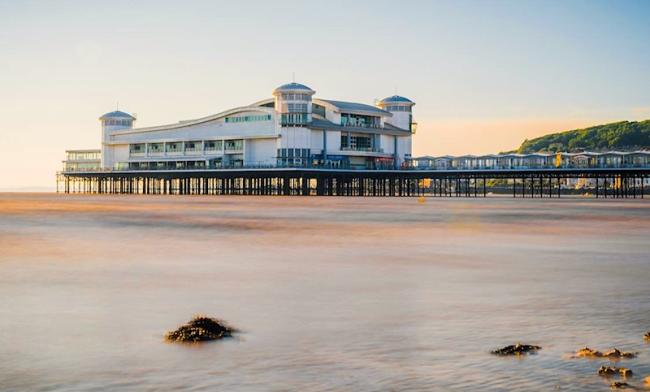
top-left (58, 167), bottom-right (649, 198)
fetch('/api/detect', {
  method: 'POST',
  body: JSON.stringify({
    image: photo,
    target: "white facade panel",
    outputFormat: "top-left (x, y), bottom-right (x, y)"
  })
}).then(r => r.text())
top-left (245, 138), bottom-right (277, 166)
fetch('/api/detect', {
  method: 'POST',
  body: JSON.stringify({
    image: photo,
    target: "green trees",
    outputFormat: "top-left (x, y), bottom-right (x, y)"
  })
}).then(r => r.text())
top-left (517, 120), bottom-right (650, 153)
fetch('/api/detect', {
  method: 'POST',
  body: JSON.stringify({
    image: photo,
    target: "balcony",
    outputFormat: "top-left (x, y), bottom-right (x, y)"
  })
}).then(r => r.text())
top-left (341, 147), bottom-right (384, 153)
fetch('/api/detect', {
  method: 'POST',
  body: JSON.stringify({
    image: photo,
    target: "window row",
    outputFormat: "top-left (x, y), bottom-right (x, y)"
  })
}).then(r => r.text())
top-left (281, 113), bottom-right (310, 125)
top-left (281, 93), bottom-right (311, 101)
top-left (225, 114), bottom-right (272, 123)
top-left (341, 135), bottom-right (373, 150)
top-left (277, 148), bottom-right (311, 158)
top-left (104, 119), bottom-right (133, 126)
top-left (385, 105), bottom-right (411, 112)
top-left (340, 113), bottom-right (380, 128)
top-left (129, 140), bottom-right (243, 155)
top-left (287, 103), bottom-right (308, 113)
top-left (66, 151), bottom-right (101, 161)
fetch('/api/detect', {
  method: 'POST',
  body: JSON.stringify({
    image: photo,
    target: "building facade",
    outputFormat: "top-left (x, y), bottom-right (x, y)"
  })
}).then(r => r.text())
top-left (75, 82), bottom-right (415, 172)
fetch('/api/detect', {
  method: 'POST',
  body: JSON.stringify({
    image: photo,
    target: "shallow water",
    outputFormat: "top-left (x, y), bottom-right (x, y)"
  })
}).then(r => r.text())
top-left (1, 193), bottom-right (649, 391)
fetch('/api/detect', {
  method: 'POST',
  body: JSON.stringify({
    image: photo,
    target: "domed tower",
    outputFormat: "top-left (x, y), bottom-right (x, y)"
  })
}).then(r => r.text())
top-left (377, 95), bottom-right (416, 132)
top-left (272, 82), bottom-right (315, 126)
top-left (99, 110), bottom-right (136, 169)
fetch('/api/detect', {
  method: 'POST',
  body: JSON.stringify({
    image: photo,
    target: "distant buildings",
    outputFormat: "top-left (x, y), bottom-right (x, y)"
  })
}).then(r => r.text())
top-left (411, 151), bottom-right (650, 171)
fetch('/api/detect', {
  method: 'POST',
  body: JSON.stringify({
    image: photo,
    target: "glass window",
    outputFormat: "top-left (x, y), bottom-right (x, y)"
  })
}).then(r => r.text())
top-left (225, 139), bottom-right (243, 150)
top-left (130, 144), bottom-right (145, 153)
top-left (148, 143), bottom-right (163, 152)
top-left (166, 142), bottom-right (181, 152)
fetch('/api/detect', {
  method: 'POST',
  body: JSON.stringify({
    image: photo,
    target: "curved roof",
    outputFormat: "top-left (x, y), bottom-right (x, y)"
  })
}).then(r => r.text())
top-left (379, 95), bottom-right (414, 104)
top-left (100, 110), bottom-right (135, 120)
top-left (273, 82), bottom-right (314, 93)
top-left (318, 99), bottom-right (391, 116)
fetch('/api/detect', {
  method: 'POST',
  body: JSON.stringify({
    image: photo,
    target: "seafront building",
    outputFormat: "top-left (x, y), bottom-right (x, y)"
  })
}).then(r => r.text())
top-left (64, 82), bottom-right (415, 173)
top-left (59, 81), bottom-right (649, 197)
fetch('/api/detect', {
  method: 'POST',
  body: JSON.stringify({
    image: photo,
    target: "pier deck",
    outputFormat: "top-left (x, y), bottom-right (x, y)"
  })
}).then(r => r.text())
top-left (58, 167), bottom-right (649, 198)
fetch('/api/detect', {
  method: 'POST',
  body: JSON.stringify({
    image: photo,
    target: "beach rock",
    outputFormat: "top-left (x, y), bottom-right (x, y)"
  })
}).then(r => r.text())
top-left (609, 381), bottom-right (631, 389)
top-left (598, 366), bottom-right (633, 377)
top-left (603, 348), bottom-right (636, 359)
top-left (165, 316), bottom-right (237, 343)
top-left (491, 343), bottom-right (541, 356)
top-left (575, 347), bottom-right (602, 357)
top-left (644, 332), bottom-right (650, 341)
top-left (573, 347), bottom-right (636, 359)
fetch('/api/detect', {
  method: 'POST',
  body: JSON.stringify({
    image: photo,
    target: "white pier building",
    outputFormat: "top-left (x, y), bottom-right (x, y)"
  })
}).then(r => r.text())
top-left (72, 82), bottom-right (416, 172)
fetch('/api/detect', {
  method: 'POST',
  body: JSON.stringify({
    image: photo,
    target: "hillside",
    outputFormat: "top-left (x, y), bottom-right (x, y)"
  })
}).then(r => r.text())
top-left (516, 119), bottom-right (650, 153)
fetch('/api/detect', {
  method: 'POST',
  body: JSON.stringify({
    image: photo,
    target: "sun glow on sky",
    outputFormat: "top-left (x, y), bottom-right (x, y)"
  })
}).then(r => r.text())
top-left (0, 0), bottom-right (649, 189)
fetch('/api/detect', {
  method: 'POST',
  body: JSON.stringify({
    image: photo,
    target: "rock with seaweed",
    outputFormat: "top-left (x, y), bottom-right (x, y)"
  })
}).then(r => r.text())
top-left (598, 366), bottom-right (633, 378)
top-left (165, 316), bottom-right (237, 343)
top-left (573, 347), bottom-right (636, 359)
top-left (491, 343), bottom-right (541, 356)
top-left (644, 332), bottom-right (650, 341)
top-left (609, 381), bottom-right (632, 389)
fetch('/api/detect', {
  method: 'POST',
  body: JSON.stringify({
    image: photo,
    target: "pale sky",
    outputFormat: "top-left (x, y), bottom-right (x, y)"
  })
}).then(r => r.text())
top-left (1, 0), bottom-right (649, 189)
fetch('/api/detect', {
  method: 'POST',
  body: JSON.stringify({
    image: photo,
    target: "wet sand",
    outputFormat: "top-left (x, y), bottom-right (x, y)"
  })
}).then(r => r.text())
top-left (1, 193), bottom-right (649, 391)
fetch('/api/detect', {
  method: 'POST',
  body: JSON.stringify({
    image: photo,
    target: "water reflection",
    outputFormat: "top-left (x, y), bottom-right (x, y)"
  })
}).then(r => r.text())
top-left (0, 194), bottom-right (649, 391)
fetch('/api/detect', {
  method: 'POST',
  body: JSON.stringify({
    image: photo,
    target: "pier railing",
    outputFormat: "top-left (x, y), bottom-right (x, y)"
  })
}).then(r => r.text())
top-left (59, 162), bottom-right (650, 174)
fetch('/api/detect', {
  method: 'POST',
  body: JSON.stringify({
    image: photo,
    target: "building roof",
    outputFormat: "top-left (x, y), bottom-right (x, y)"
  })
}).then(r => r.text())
top-left (100, 110), bottom-right (135, 120)
top-left (379, 95), bottom-right (414, 104)
top-left (273, 82), bottom-right (314, 93)
top-left (309, 118), bottom-right (409, 135)
top-left (319, 99), bottom-right (391, 116)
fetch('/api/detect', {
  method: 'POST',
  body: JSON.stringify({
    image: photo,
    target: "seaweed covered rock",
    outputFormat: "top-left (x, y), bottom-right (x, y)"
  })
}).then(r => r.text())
top-left (574, 347), bottom-right (636, 359)
top-left (603, 348), bottom-right (637, 359)
top-left (598, 366), bottom-right (633, 378)
top-left (575, 347), bottom-right (602, 357)
top-left (609, 381), bottom-right (631, 389)
top-left (165, 316), bottom-right (237, 343)
top-left (491, 343), bottom-right (541, 356)
top-left (644, 332), bottom-right (650, 341)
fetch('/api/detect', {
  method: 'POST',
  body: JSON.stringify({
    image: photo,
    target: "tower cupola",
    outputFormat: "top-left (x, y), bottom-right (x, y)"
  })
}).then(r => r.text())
top-left (273, 82), bottom-right (315, 126)
top-left (377, 95), bottom-right (416, 132)
top-left (100, 110), bottom-right (135, 132)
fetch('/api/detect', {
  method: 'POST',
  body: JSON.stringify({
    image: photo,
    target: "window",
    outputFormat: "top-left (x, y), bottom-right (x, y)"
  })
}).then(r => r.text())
top-left (225, 139), bottom-right (243, 150)
top-left (185, 141), bottom-right (200, 152)
top-left (148, 143), bottom-right (163, 153)
top-left (166, 142), bottom-right (182, 152)
top-left (204, 140), bottom-right (223, 152)
top-left (130, 144), bottom-right (145, 153)
top-left (312, 103), bottom-right (326, 117)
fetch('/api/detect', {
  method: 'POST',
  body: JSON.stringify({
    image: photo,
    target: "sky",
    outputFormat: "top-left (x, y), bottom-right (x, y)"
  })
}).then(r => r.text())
top-left (1, 0), bottom-right (649, 189)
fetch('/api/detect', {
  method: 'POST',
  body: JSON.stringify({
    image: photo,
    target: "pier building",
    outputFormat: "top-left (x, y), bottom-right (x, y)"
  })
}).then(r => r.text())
top-left (84, 82), bottom-right (414, 173)
top-left (58, 81), bottom-right (649, 198)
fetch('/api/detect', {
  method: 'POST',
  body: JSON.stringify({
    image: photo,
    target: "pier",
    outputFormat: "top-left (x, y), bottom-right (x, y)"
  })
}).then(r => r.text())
top-left (57, 167), bottom-right (648, 198)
